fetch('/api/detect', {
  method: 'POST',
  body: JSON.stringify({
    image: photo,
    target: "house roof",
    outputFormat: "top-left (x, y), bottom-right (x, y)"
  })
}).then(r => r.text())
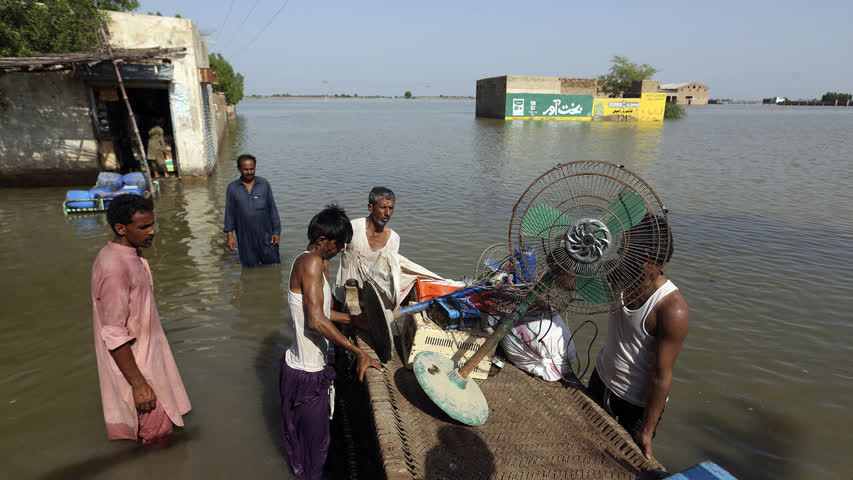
top-left (0, 47), bottom-right (186, 73)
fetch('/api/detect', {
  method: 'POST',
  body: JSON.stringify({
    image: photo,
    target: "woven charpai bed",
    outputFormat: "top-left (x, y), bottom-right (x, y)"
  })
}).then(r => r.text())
top-left (352, 333), bottom-right (669, 480)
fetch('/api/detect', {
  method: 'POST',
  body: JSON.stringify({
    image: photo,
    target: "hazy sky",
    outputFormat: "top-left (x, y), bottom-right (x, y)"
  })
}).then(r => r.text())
top-left (136, 0), bottom-right (852, 99)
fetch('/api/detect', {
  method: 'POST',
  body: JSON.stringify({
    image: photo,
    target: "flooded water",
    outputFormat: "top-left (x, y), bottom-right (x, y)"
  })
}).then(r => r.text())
top-left (1, 99), bottom-right (851, 479)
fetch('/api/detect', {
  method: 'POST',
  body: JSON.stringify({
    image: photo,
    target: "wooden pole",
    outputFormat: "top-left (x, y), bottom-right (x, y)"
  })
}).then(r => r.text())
top-left (98, 26), bottom-right (155, 196)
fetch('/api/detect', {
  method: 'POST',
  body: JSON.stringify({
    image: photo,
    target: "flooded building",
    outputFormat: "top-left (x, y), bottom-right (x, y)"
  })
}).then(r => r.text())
top-left (476, 75), bottom-right (666, 122)
top-left (0, 12), bottom-right (224, 187)
top-left (659, 82), bottom-right (710, 105)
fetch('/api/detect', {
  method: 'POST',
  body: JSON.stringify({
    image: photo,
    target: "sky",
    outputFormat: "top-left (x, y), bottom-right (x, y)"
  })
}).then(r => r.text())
top-left (135, 0), bottom-right (852, 99)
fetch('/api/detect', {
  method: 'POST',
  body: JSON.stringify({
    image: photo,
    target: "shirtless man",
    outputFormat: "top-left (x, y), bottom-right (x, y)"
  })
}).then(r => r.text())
top-left (587, 215), bottom-right (689, 460)
top-left (281, 204), bottom-right (382, 480)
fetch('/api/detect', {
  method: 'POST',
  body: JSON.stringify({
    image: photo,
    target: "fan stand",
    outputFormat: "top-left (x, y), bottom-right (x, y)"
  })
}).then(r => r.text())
top-left (412, 271), bottom-right (555, 426)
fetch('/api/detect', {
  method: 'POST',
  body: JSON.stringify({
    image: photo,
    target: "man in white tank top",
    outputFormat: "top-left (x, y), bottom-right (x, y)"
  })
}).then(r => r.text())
top-left (280, 204), bottom-right (382, 480)
top-left (588, 215), bottom-right (689, 461)
top-left (334, 186), bottom-right (400, 305)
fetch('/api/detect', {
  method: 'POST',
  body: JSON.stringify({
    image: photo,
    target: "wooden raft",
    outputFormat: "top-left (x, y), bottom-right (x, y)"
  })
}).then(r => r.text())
top-left (354, 332), bottom-right (669, 480)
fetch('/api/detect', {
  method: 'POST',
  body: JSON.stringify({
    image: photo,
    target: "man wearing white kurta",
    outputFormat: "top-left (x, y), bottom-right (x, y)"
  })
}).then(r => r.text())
top-left (334, 187), bottom-right (400, 306)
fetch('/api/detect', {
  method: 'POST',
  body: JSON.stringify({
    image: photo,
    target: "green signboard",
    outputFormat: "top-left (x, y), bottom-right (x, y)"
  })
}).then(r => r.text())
top-left (505, 94), bottom-right (594, 119)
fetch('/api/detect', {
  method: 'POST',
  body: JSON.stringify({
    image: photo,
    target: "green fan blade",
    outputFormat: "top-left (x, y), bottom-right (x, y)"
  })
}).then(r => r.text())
top-left (521, 204), bottom-right (572, 238)
top-left (604, 188), bottom-right (647, 235)
top-left (576, 275), bottom-right (613, 303)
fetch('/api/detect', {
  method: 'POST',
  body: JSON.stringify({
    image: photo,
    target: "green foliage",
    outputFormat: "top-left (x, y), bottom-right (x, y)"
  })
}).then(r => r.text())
top-left (664, 103), bottom-right (686, 120)
top-left (821, 92), bottom-right (852, 103)
top-left (597, 55), bottom-right (658, 98)
top-left (0, 0), bottom-right (138, 57)
top-left (97, 1), bottom-right (140, 11)
top-left (403, 91), bottom-right (413, 99)
top-left (209, 53), bottom-right (244, 105)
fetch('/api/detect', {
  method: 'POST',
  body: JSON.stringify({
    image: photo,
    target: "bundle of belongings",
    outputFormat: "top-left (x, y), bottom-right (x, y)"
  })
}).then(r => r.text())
top-left (487, 309), bottom-right (577, 382)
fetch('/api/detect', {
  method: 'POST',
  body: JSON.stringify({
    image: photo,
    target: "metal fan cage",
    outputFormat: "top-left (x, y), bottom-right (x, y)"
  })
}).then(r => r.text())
top-left (509, 161), bottom-right (670, 314)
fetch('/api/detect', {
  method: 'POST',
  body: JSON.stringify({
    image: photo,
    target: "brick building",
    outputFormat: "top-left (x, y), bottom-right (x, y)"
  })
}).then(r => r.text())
top-left (658, 82), bottom-right (710, 105)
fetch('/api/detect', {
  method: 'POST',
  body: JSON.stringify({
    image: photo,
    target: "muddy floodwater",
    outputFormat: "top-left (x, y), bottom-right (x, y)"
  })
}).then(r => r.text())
top-left (1, 99), bottom-right (850, 479)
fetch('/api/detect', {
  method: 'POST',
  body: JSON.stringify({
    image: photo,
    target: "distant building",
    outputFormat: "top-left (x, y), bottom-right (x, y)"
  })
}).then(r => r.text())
top-left (658, 82), bottom-right (710, 105)
top-left (476, 75), bottom-right (666, 122)
top-left (762, 97), bottom-right (786, 104)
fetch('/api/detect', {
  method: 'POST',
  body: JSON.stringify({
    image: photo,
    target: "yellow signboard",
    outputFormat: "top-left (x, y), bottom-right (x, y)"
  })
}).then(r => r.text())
top-left (638, 93), bottom-right (666, 121)
top-left (592, 98), bottom-right (642, 121)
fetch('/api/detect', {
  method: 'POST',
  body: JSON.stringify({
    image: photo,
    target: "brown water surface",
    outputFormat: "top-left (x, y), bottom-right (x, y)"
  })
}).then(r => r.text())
top-left (1, 100), bottom-right (851, 479)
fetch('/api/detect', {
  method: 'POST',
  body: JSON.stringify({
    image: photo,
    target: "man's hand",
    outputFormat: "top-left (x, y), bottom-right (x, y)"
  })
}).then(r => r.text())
top-left (355, 350), bottom-right (383, 382)
top-left (271, 234), bottom-right (280, 246)
top-left (132, 380), bottom-right (157, 413)
top-left (226, 233), bottom-right (237, 251)
top-left (633, 429), bottom-right (653, 460)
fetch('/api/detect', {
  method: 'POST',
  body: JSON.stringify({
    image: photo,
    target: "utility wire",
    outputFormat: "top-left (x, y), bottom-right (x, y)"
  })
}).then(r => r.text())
top-left (232, 0), bottom-right (291, 53)
top-left (213, 0), bottom-right (236, 42)
top-left (220, 0), bottom-right (262, 48)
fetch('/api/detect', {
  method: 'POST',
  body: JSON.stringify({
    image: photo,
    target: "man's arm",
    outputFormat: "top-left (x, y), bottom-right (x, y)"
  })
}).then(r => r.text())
top-left (301, 256), bottom-right (381, 381)
top-left (224, 185), bottom-right (237, 251)
top-left (267, 182), bottom-right (281, 244)
top-left (110, 343), bottom-right (156, 413)
top-left (636, 293), bottom-right (689, 459)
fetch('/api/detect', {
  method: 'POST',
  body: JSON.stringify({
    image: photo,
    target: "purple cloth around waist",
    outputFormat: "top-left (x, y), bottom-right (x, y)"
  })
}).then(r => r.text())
top-left (279, 357), bottom-right (336, 480)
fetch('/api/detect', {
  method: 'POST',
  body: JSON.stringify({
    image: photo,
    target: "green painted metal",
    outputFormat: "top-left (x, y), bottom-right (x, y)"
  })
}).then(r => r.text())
top-left (413, 351), bottom-right (489, 426)
top-left (602, 188), bottom-right (647, 236)
top-left (505, 94), bottom-right (594, 118)
top-left (520, 204), bottom-right (572, 237)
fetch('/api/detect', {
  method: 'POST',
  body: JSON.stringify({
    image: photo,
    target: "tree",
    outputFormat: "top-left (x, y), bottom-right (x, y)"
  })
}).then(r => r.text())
top-left (597, 55), bottom-right (658, 98)
top-left (0, 0), bottom-right (137, 57)
top-left (403, 91), bottom-right (413, 99)
top-left (209, 53), bottom-right (244, 105)
top-left (664, 103), bottom-right (686, 120)
top-left (821, 92), bottom-right (851, 103)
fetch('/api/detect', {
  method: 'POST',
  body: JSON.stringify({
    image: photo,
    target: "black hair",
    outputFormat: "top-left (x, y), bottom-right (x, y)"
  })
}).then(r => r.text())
top-left (307, 204), bottom-right (353, 246)
top-left (368, 186), bottom-right (395, 205)
top-left (236, 154), bottom-right (256, 166)
top-left (625, 214), bottom-right (673, 267)
top-left (107, 194), bottom-right (154, 234)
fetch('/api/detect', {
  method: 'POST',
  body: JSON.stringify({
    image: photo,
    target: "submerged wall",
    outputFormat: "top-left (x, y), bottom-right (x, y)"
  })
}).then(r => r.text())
top-left (0, 72), bottom-right (99, 186)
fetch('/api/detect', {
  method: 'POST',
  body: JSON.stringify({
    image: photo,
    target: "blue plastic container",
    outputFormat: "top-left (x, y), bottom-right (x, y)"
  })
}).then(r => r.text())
top-left (65, 190), bottom-right (95, 209)
top-left (94, 172), bottom-right (124, 192)
top-left (89, 187), bottom-right (112, 198)
top-left (102, 189), bottom-right (140, 207)
top-left (120, 185), bottom-right (144, 196)
top-left (510, 246), bottom-right (537, 284)
top-left (664, 461), bottom-right (737, 479)
top-left (122, 172), bottom-right (148, 189)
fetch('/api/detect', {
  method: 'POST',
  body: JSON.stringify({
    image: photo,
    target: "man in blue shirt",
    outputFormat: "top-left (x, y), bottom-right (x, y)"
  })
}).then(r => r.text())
top-left (224, 154), bottom-right (282, 267)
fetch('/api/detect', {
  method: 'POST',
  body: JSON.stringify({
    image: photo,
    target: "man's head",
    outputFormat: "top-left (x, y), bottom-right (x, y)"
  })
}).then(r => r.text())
top-left (308, 204), bottom-right (354, 259)
top-left (107, 194), bottom-right (156, 248)
top-left (367, 186), bottom-right (395, 227)
top-left (620, 214), bottom-right (673, 282)
top-left (236, 154), bottom-right (257, 183)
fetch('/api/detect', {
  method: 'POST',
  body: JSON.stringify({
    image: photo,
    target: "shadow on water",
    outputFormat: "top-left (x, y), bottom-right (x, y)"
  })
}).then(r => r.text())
top-left (36, 427), bottom-right (201, 480)
top-left (422, 425), bottom-right (495, 480)
top-left (688, 398), bottom-right (800, 480)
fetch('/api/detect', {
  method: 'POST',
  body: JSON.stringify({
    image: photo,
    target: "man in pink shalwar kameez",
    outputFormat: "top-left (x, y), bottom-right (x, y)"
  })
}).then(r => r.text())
top-left (92, 194), bottom-right (191, 445)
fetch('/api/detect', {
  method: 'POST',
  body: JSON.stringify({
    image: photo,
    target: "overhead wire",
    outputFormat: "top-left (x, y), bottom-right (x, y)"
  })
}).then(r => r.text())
top-left (213, 0), bottom-right (236, 43)
top-left (218, 0), bottom-right (262, 49)
top-left (231, 0), bottom-right (292, 53)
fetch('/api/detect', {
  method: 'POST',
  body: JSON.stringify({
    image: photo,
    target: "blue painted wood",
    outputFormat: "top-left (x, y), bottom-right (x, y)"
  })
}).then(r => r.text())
top-left (664, 461), bottom-right (737, 480)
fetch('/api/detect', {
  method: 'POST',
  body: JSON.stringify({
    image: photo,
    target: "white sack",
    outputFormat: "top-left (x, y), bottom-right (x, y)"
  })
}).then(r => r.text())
top-left (492, 309), bottom-right (578, 382)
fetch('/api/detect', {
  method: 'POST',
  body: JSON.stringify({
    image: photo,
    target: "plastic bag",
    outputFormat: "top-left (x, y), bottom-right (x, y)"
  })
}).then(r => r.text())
top-left (493, 309), bottom-right (577, 382)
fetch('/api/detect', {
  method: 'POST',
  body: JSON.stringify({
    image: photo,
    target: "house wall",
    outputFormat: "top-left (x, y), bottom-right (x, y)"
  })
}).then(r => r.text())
top-left (0, 72), bottom-right (99, 186)
top-left (475, 76), bottom-right (507, 119)
top-left (212, 92), bottom-right (228, 150)
top-left (675, 82), bottom-right (709, 105)
top-left (107, 12), bottom-right (216, 175)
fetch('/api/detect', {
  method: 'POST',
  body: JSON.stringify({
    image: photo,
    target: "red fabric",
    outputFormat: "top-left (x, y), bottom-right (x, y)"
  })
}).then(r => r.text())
top-left (414, 279), bottom-right (460, 302)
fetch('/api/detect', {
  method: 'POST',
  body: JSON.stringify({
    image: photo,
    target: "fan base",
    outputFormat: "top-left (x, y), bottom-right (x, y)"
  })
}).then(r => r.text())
top-left (413, 351), bottom-right (489, 426)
